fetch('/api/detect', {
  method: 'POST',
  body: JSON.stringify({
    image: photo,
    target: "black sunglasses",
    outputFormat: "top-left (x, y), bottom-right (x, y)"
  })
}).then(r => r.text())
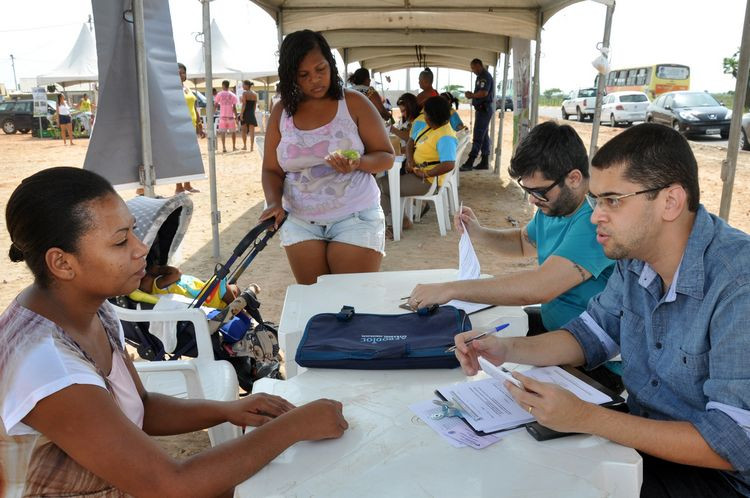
top-left (517, 171), bottom-right (570, 202)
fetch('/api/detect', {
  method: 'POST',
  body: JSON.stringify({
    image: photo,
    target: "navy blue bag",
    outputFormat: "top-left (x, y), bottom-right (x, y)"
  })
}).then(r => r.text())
top-left (295, 305), bottom-right (472, 369)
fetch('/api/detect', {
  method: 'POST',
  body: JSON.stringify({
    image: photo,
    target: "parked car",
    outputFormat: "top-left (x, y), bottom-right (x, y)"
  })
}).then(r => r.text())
top-left (495, 96), bottom-right (513, 112)
top-left (0, 99), bottom-right (54, 134)
top-left (646, 91), bottom-right (731, 138)
top-left (601, 91), bottom-right (649, 127)
top-left (741, 113), bottom-right (750, 151)
top-left (561, 88), bottom-right (597, 121)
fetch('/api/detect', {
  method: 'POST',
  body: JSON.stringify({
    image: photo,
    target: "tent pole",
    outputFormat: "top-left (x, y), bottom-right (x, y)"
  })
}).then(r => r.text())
top-left (132, 0), bottom-right (155, 197)
top-left (589, 2), bottom-right (615, 159)
top-left (530, 10), bottom-right (542, 127)
top-left (719, 0), bottom-right (750, 220)
top-left (405, 67), bottom-right (410, 93)
top-left (202, 0), bottom-right (220, 259)
top-left (494, 52), bottom-right (510, 174)
top-left (343, 48), bottom-right (349, 83)
top-left (488, 57), bottom-right (498, 166)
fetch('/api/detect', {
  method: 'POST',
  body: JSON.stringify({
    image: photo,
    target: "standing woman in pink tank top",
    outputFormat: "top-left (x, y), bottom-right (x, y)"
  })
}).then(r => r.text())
top-left (260, 30), bottom-right (395, 285)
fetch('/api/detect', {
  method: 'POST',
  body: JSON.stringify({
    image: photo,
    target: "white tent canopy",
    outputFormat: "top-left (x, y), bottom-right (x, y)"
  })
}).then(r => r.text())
top-left (250, 1), bottom-right (593, 72)
top-left (184, 19), bottom-right (274, 81)
top-left (37, 23), bottom-right (98, 86)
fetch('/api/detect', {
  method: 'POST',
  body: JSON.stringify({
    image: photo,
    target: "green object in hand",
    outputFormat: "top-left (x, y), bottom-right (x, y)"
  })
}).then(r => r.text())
top-left (335, 149), bottom-right (360, 160)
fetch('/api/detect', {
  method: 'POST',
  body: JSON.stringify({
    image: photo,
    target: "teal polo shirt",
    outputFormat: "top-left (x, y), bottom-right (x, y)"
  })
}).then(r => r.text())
top-left (525, 201), bottom-right (614, 330)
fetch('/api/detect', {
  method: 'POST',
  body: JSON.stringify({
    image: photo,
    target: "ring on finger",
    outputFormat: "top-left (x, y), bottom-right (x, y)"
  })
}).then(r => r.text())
top-left (528, 405), bottom-right (533, 415)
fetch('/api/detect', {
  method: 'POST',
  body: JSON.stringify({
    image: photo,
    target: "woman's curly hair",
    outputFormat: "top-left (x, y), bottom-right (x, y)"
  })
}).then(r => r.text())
top-left (278, 30), bottom-right (343, 116)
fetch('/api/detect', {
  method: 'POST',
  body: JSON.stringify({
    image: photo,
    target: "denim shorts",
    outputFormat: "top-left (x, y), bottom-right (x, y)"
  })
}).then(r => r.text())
top-left (279, 206), bottom-right (386, 255)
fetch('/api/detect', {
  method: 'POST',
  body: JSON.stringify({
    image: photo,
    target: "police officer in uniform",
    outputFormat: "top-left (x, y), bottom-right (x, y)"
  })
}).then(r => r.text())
top-left (460, 58), bottom-right (495, 171)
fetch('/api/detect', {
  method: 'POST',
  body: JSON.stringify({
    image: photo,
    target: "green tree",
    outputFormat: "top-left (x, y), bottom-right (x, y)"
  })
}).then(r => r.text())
top-left (543, 88), bottom-right (564, 98)
top-left (723, 49), bottom-right (750, 109)
top-left (441, 84), bottom-right (464, 96)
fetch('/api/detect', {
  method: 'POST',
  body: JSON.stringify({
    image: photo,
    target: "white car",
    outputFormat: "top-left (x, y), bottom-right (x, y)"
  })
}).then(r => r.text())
top-left (601, 91), bottom-right (650, 127)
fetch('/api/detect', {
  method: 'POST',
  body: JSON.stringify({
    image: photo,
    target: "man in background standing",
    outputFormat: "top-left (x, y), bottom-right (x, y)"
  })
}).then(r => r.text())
top-left (460, 58), bottom-right (494, 171)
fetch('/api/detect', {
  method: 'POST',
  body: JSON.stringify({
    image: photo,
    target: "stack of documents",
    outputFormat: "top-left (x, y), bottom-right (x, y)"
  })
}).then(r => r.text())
top-left (435, 366), bottom-right (612, 434)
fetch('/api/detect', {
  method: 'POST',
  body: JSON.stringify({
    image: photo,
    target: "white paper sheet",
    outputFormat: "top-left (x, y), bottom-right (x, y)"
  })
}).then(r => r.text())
top-left (409, 399), bottom-right (509, 449)
top-left (436, 366), bottom-right (612, 434)
top-left (457, 229), bottom-right (481, 280)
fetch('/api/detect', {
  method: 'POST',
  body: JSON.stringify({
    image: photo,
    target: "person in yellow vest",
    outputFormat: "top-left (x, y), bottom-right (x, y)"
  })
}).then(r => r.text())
top-left (377, 96), bottom-right (458, 239)
top-left (175, 62), bottom-right (202, 195)
top-left (76, 93), bottom-right (95, 135)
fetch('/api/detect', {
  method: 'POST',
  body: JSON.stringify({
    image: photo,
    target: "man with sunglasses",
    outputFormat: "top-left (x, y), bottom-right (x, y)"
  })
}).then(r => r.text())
top-left (453, 123), bottom-right (750, 497)
top-left (409, 121), bottom-right (614, 340)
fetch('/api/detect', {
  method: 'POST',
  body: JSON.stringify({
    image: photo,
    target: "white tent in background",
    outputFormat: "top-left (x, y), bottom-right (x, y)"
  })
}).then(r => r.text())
top-left (37, 23), bottom-right (98, 87)
top-left (184, 19), bottom-right (256, 81)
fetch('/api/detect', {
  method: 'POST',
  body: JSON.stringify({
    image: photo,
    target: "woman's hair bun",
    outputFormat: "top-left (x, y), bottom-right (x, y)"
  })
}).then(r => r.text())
top-left (9, 243), bottom-right (24, 262)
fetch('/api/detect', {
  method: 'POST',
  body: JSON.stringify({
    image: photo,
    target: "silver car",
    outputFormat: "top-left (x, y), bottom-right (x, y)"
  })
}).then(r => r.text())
top-left (601, 91), bottom-right (650, 127)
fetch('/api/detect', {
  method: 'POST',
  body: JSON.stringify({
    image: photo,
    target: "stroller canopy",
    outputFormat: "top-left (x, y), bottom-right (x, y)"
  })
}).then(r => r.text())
top-left (127, 193), bottom-right (193, 266)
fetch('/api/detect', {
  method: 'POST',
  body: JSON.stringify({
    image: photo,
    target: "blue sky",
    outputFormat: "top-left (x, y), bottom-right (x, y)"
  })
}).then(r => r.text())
top-left (0, 0), bottom-right (746, 94)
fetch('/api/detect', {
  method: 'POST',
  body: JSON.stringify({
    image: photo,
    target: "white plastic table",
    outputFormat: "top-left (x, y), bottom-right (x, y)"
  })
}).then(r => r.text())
top-left (278, 269), bottom-right (529, 379)
top-left (386, 155), bottom-right (405, 241)
top-left (235, 368), bottom-right (642, 497)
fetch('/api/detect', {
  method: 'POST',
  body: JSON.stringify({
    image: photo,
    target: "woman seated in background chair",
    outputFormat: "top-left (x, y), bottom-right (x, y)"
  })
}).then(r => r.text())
top-left (0, 167), bottom-right (348, 497)
top-left (389, 93), bottom-right (421, 146)
top-left (347, 67), bottom-right (392, 121)
top-left (377, 96), bottom-right (458, 239)
top-left (440, 92), bottom-right (467, 132)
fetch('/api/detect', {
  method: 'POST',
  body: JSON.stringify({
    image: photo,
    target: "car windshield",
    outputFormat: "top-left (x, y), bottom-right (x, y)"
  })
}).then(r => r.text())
top-left (578, 89), bottom-right (596, 97)
top-left (672, 93), bottom-right (720, 108)
top-left (620, 94), bottom-right (648, 103)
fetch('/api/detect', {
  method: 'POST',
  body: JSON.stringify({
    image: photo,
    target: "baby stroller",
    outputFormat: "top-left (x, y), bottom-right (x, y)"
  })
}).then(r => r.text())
top-left (112, 193), bottom-right (284, 393)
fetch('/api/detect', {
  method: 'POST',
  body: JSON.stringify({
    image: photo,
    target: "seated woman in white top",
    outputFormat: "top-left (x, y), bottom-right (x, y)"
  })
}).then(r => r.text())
top-left (0, 167), bottom-right (348, 497)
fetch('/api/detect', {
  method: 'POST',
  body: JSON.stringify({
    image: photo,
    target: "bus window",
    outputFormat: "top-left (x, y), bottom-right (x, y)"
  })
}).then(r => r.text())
top-left (617, 70), bottom-right (627, 86)
top-left (656, 65), bottom-right (689, 80)
top-left (607, 72), bottom-right (617, 86)
top-left (635, 68), bottom-right (648, 85)
top-left (626, 69), bottom-right (637, 86)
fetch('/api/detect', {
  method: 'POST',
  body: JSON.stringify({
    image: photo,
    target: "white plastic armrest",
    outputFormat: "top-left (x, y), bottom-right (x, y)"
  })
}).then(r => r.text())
top-left (134, 361), bottom-right (204, 398)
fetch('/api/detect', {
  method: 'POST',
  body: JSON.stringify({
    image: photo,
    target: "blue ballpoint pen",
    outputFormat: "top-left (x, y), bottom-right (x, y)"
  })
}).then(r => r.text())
top-left (444, 322), bottom-right (510, 353)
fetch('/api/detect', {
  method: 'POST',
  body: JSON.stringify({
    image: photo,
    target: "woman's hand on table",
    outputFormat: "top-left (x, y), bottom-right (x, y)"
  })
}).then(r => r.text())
top-left (224, 393), bottom-right (296, 427)
top-left (259, 203), bottom-right (287, 229)
top-left (286, 399), bottom-right (349, 441)
top-left (325, 152), bottom-right (360, 174)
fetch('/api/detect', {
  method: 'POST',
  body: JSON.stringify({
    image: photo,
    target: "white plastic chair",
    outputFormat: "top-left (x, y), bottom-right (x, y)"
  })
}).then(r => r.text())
top-left (114, 305), bottom-right (241, 446)
top-left (400, 176), bottom-right (452, 237)
top-left (443, 138), bottom-right (471, 215)
top-left (255, 136), bottom-right (265, 160)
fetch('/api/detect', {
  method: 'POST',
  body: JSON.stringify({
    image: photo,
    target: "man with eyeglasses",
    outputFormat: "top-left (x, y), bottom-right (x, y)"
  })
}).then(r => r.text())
top-left (409, 121), bottom-right (614, 341)
top-left (452, 123), bottom-right (750, 497)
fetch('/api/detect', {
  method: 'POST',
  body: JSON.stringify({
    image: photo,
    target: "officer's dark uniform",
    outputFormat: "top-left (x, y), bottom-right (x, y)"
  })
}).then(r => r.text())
top-left (462, 67), bottom-right (495, 170)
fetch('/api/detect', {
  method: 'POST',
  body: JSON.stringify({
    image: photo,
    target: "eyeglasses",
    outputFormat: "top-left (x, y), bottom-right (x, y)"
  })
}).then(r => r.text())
top-left (517, 171), bottom-right (570, 202)
top-left (586, 185), bottom-right (671, 210)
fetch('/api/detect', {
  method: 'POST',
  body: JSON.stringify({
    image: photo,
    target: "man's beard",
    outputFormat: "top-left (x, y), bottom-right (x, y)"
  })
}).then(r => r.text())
top-left (544, 186), bottom-right (580, 217)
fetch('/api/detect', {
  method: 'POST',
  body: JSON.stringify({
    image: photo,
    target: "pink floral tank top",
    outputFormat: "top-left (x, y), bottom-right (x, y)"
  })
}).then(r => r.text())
top-left (277, 97), bottom-right (380, 222)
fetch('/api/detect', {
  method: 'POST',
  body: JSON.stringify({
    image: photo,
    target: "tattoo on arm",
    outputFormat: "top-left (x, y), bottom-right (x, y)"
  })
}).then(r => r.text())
top-left (522, 230), bottom-right (537, 248)
top-left (573, 263), bottom-right (587, 282)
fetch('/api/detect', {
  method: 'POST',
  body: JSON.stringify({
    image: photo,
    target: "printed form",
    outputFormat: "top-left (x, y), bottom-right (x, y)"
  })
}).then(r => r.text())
top-left (447, 219), bottom-right (492, 314)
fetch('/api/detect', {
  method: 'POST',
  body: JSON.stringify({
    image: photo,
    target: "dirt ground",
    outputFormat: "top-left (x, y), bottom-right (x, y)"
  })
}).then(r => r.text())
top-left (1, 111), bottom-right (749, 457)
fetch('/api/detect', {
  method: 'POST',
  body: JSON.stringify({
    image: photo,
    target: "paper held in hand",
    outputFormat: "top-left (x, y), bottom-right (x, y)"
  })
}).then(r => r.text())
top-left (446, 214), bottom-right (492, 314)
top-left (436, 365), bottom-right (612, 434)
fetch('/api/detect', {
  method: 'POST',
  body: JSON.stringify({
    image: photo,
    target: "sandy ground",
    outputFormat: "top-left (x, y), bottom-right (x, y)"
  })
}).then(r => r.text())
top-left (1, 111), bottom-right (749, 457)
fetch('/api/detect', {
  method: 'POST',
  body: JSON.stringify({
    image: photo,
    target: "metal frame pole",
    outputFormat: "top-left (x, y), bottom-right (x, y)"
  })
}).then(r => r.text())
top-left (343, 48), bottom-right (349, 83)
top-left (530, 10), bottom-right (542, 127)
top-left (202, 0), bottom-right (220, 258)
top-left (589, 2), bottom-right (615, 159)
top-left (132, 0), bottom-right (155, 197)
top-left (488, 57), bottom-right (499, 161)
top-left (719, 0), bottom-right (750, 220)
top-left (494, 52), bottom-right (510, 174)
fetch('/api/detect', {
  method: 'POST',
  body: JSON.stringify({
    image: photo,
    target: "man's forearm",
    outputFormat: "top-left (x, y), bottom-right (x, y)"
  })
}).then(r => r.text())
top-left (506, 330), bottom-right (586, 367)
top-left (473, 227), bottom-right (524, 256)
top-left (584, 406), bottom-right (733, 470)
